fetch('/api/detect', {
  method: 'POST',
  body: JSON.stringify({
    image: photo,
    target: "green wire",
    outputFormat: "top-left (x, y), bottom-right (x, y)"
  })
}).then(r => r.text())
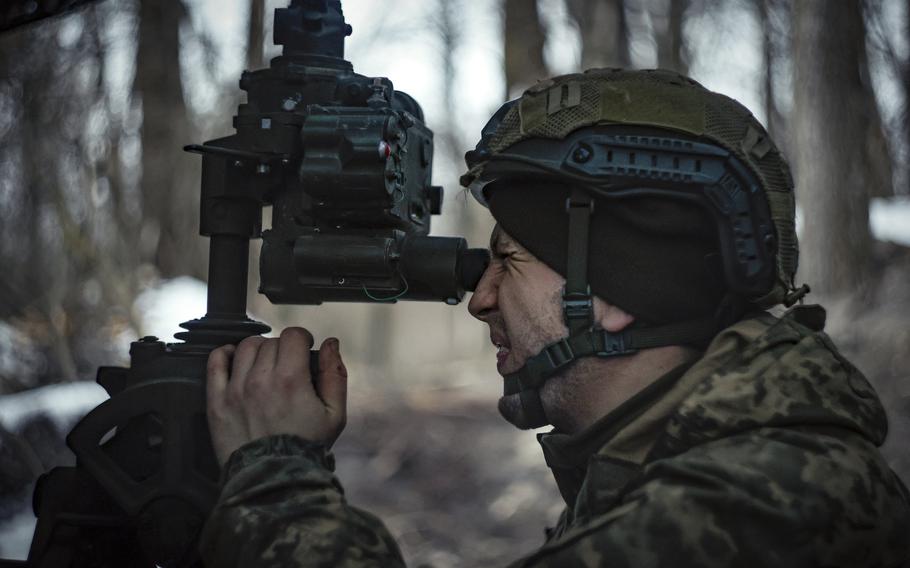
top-left (362, 272), bottom-right (409, 302)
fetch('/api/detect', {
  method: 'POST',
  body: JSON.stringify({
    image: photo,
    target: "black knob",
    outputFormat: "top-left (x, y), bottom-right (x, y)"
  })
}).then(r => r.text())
top-left (274, 0), bottom-right (349, 58)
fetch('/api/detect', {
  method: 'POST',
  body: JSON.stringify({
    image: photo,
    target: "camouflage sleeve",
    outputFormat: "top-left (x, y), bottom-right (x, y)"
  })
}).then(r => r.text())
top-left (508, 430), bottom-right (910, 568)
top-left (199, 434), bottom-right (406, 568)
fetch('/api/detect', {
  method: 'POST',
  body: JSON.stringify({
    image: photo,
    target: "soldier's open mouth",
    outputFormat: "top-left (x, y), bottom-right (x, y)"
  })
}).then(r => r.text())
top-left (491, 332), bottom-right (511, 371)
top-left (496, 344), bottom-right (511, 369)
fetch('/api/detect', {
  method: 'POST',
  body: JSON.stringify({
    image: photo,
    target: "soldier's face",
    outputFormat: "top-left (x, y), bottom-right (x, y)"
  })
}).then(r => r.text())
top-left (468, 225), bottom-right (568, 429)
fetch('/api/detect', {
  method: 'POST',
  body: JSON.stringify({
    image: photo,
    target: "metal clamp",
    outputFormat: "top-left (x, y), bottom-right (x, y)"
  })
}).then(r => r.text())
top-left (594, 330), bottom-right (637, 357)
top-left (543, 338), bottom-right (576, 370)
top-left (565, 195), bottom-right (595, 214)
top-left (563, 289), bottom-right (594, 329)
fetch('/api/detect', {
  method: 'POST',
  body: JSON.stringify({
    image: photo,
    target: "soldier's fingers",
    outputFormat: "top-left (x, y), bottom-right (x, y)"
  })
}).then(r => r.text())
top-left (275, 327), bottom-right (315, 385)
top-left (228, 336), bottom-right (266, 401)
top-left (207, 345), bottom-right (246, 467)
top-left (206, 345), bottom-right (235, 410)
top-left (315, 337), bottom-right (347, 417)
top-left (245, 338), bottom-right (279, 397)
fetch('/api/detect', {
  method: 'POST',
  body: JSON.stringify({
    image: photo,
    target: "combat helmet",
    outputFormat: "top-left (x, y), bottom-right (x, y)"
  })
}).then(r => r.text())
top-left (461, 68), bottom-right (804, 428)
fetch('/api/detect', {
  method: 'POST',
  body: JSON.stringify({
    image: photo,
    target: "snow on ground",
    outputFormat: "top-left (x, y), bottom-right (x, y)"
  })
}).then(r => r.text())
top-left (0, 382), bottom-right (109, 560)
top-left (871, 197), bottom-right (910, 245)
top-left (0, 381), bottom-right (108, 433)
top-left (0, 508), bottom-right (37, 560)
top-left (795, 198), bottom-right (910, 246)
top-left (132, 275), bottom-right (209, 342)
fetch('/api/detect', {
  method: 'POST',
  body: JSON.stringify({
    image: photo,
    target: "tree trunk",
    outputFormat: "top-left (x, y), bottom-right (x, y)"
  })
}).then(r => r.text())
top-left (792, 0), bottom-right (874, 295)
top-left (655, 0), bottom-right (688, 73)
top-left (504, 0), bottom-right (548, 97)
top-left (247, 0), bottom-right (266, 70)
top-left (757, 0), bottom-right (791, 151)
top-left (566, 0), bottom-right (629, 70)
top-left (134, 0), bottom-right (202, 279)
top-left (906, 0), bottom-right (910, 195)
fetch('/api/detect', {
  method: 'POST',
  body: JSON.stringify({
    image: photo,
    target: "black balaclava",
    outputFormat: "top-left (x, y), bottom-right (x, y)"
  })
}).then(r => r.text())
top-left (488, 181), bottom-right (727, 325)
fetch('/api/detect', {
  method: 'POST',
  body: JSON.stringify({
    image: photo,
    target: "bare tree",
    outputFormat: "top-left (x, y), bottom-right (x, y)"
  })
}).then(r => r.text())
top-left (863, 0), bottom-right (908, 197)
top-left (793, 0), bottom-right (882, 295)
top-left (134, 0), bottom-right (203, 279)
top-left (757, 0), bottom-right (786, 143)
top-left (654, 0), bottom-right (689, 73)
top-left (248, 0), bottom-right (266, 70)
top-left (504, 0), bottom-right (548, 96)
top-left (566, 0), bottom-right (630, 70)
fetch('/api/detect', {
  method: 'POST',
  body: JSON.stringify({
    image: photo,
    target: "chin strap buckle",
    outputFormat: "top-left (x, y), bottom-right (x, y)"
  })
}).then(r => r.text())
top-left (519, 338), bottom-right (577, 391)
top-left (593, 329), bottom-right (637, 357)
top-left (544, 338), bottom-right (575, 369)
top-left (562, 287), bottom-right (594, 332)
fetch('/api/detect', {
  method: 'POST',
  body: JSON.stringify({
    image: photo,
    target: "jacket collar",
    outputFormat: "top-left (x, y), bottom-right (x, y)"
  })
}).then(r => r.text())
top-left (537, 357), bottom-right (698, 509)
top-left (536, 305), bottom-right (886, 517)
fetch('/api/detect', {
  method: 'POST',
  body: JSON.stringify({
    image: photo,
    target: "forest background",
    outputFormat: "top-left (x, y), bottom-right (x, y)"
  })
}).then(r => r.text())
top-left (0, 0), bottom-right (908, 565)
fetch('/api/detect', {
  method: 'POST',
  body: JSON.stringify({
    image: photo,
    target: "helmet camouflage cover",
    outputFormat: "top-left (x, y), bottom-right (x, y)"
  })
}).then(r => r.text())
top-left (461, 68), bottom-right (798, 308)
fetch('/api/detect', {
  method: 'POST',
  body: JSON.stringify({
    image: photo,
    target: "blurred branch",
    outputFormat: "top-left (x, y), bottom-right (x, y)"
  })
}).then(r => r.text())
top-left (654, 0), bottom-right (689, 73)
top-left (565, 0), bottom-right (630, 70)
top-left (758, 0), bottom-right (787, 143)
top-left (185, 15), bottom-right (221, 87)
top-left (861, 0), bottom-right (907, 197)
top-left (862, 0), bottom-right (904, 80)
top-left (504, 0), bottom-right (548, 97)
top-left (434, 0), bottom-right (467, 155)
top-left (0, 0), bottom-right (101, 33)
top-left (905, 0), bottom-right (909, 196)
top-left (134, 0), bottom-right (204, 279)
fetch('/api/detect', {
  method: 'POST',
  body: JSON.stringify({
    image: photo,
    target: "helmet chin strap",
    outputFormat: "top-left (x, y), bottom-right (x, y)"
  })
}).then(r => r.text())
top-left (502, 188), bottom-right (718, 429)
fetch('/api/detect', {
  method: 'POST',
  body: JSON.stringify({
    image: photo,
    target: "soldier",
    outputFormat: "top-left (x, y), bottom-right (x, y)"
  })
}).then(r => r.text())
top-left (200, 70), bottom-right (910, 567)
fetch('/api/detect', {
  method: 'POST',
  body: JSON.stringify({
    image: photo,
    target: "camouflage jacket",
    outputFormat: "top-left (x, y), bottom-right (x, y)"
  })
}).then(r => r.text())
top-left (199, 306), bottom-right (910, 567)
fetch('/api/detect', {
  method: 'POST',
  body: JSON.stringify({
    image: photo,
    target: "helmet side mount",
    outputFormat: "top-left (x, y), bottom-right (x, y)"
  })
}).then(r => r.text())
top-left (472, 129), bottom-right (778, 301)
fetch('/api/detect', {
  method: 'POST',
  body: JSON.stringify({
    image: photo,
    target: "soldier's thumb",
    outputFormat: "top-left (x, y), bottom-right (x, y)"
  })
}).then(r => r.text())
top-left (316, 337), bottom-right (347, 415)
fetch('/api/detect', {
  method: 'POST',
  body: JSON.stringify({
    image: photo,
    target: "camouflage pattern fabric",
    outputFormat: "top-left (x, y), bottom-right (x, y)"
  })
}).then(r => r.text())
top-left (199, 305), bottom-right (910, 567)
top-left (198, 435), bottom-right (406, 568)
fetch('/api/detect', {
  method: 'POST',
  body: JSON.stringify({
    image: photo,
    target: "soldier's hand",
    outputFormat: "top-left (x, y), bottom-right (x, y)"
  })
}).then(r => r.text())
top-left (205, 327), bottom-right (348, 467)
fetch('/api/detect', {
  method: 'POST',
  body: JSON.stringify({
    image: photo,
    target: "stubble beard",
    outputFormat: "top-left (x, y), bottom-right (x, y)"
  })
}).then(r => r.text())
top-left (497, 369), bottom-right (587, 431)
top-left (494, 288), bottom-right (569, 430)
top-left (497, 393), bottom-right (533, 429)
